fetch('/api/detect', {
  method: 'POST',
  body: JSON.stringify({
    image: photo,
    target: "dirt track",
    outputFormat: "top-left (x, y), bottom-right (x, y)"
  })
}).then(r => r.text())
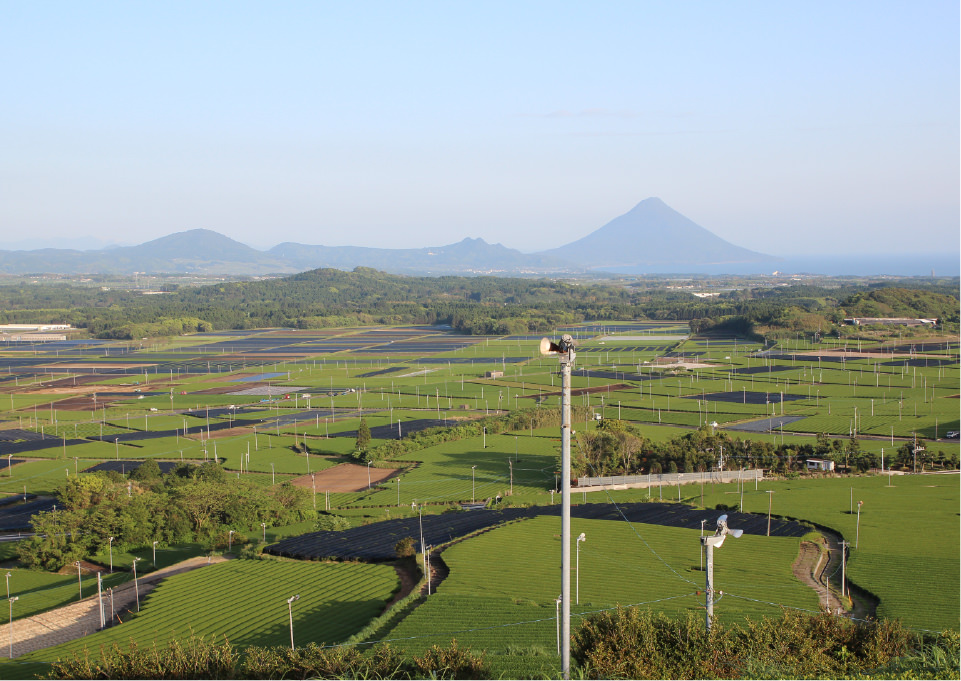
top-left (291, 462), bottom-right (403, 492)
top-left (792, 531), bottom-right (877, 620)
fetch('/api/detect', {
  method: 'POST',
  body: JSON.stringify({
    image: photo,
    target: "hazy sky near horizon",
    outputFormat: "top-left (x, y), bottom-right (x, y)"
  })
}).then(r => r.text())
top-left (2, 2), bottom-right (958, 255)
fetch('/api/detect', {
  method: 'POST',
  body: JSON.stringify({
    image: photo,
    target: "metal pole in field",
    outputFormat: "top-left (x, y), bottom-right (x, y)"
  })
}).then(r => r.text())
top-left (108, 537), bottom-right (114, 573)
top-left (418, 504), bottom-right (424, 554)
top-left (152, 541), bottom-right (158, 567)
top-left (700, 519), bottom-right (706, 571)
top-left (8, 596), bottom-right (18, 659)
top-left (856, 501), bottom-right (863, 548)
top-left (74, 561), bottom-right (82, 600)
top-left (287, 595), bottom-right (300, 650)
top-left (766, 490), bottom-right (774, 536)
top-left (97, 572), bottom-right (104, 628)
top-left (738, 469), bottom-right (744, 512)
top-left (702, 514), bottom-right (743, 633)
top-left (471, 465), bottom-right (477, 502)
top-left (425, 546), bottom-right (431, 595)
top-left (703, 540), bottom-right (715, 631)
top-left (132, 558), bottom-right (141, 612)
top-left (576, 533), bottom-right (586, 604)
top-left (555, 595), bottom-right (561, 656)
top-left (538, 334), bottom-right (576, 680)
top-left (840, 540), bottom-right (849, 599)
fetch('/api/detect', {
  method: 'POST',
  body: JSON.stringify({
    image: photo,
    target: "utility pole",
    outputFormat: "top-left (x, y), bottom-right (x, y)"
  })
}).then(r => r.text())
top-left (541, 335), bottom-right (575, 680)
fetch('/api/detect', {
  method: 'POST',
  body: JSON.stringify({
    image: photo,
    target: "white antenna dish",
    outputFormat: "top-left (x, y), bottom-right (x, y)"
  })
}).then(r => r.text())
top-left (539, 337), bottom-right (553, 355)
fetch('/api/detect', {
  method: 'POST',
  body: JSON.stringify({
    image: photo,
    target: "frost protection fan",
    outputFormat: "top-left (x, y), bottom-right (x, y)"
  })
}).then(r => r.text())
top-left (709, 513), bottom-right (743, 548)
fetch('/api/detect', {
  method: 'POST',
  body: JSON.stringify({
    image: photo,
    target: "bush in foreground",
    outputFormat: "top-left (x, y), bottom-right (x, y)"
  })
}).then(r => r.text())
top-left (571, 607), bottom-right (958, 679)
top-left (47, 637), bottom-right (488, 680)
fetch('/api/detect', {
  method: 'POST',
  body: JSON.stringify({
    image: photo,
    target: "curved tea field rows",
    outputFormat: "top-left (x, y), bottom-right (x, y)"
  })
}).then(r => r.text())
top-left (693, 473), bottom-right (960, 631)
top-left (15, 559), bottom-right (398, 666)
top-left (381, 515), bottom-right (816, 677)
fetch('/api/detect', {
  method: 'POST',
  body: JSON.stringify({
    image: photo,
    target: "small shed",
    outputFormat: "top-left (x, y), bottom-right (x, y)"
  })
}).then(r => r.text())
top-left (805, 458), bottom-right (835, 472)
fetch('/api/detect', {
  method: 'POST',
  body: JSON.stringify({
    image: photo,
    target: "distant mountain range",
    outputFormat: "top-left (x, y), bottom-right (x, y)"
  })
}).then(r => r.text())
top-left (0, 198), bottom-right (789, 276)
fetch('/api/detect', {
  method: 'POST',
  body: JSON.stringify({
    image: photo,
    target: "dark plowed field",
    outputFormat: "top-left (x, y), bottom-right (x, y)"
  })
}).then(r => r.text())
top-left (265, 502), bottom-right (810, 562)
top-left (0, 496), bottom-right (56, 531)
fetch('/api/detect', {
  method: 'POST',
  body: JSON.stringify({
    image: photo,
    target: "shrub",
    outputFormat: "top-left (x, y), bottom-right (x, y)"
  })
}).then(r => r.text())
top-left (47, 639), bottom-right (484, 680)
top-left (571, 608), bottom-right (942, 680)
top-left (314, 514), bottom-right (352, 532)
top-left (411, 640), bottom-right (489, 680)
top-left (47, 636), bottom-right (240, 680)
top-left (394, 536), bottom-right (416, 559)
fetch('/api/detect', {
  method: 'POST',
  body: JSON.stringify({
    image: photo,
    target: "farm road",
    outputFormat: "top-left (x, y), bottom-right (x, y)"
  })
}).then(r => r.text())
top-left (3, 555), bottom-right (229, 659)
top-left (792, 527), bottom-right (877, 621)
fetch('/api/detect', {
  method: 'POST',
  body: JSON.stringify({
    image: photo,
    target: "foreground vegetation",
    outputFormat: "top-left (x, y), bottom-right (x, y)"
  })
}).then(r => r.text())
top-left (42, 610), bottom-right (958, 680)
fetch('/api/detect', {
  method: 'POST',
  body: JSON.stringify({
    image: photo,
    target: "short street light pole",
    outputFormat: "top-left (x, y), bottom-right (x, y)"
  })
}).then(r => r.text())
top-left (554, 595), bottom-right (562, 656)
top-left (471, 465), bottom-right (477, 503)
top-left (152, 541), bottom-right (158, 567)
top-left (856, 500), bottom-right (863, 549)
top-left (287, 595), bottom-right (300, 650)
top-left (576, 533), bottom-right (586, 604)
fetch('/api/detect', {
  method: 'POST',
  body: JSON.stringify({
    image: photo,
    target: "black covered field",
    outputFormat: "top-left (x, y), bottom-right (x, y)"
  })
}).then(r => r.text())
top-left (265, 502), bottom-right (810, 561)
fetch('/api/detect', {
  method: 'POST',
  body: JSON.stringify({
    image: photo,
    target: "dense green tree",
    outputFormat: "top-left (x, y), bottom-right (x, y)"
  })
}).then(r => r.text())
top-left (356, 417), bottom-right (371, 452)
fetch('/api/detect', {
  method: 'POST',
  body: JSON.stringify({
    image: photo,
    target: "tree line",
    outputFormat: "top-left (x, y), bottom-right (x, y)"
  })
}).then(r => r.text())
top-left (18, 461), bottom-right (314, 571)
top-left (574, 421), bottom-right (958, 477)
top-left (0, 268), bottom-right (956, 340)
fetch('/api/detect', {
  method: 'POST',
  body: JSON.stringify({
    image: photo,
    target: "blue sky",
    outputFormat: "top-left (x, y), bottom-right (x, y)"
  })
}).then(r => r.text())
top-left (1, 1), bottom-right (958, 255)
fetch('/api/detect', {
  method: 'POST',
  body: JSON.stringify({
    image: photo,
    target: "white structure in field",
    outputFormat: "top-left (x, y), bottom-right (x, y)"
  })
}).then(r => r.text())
top-left (0, 323), bottom-right (75, 343)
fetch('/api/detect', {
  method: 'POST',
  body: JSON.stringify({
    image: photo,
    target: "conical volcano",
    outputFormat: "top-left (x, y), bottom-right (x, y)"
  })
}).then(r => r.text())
top-left (539, 198), bottom-right (775, 272)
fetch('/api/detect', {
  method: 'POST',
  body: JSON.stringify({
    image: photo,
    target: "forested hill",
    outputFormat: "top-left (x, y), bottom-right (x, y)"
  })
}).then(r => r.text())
top-left (839, 288), bottom-right (959, 320)
top-left (0, 267), bottom-right (957, 340)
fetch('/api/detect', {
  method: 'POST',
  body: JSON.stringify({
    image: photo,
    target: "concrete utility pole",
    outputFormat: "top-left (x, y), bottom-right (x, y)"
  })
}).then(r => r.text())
top-left (540, 334), bottom-right (575, 680)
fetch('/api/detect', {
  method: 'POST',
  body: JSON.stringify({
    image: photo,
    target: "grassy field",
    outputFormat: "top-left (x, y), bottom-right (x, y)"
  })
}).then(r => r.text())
top-left (3, 569), bottom-right (130, 621)
top-left (606, 473), bottom-right (960, 632)
top-left (359, 433), bottom-right (559, 507)
top-left (379, 515), bottom-right (816, 678)
top-left (0, 322), bottom-right (957, 673)
top-left (5, 559), bottom-right (399, 673)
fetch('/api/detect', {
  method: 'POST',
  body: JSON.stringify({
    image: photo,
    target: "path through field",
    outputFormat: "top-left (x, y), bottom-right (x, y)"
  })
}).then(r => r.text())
top-left (3, 555), bottom-right (229, 659)
top-left (791, 529), bottom-right (877, 620)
